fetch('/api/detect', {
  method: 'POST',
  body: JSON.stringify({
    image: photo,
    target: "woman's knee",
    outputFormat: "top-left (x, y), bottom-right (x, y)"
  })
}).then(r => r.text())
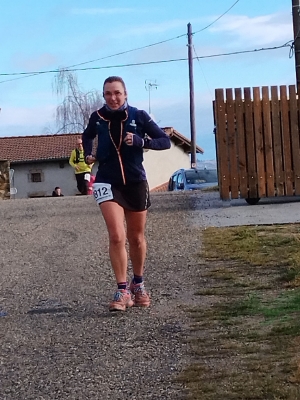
top-left (127, 234), bottom-right (145, 248)
top-left (109, 231), bottom-right (126, 246)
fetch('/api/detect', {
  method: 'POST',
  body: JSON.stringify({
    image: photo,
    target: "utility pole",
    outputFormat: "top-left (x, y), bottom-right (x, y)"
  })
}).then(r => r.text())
top-left (187, 23), bottom-right (197, 169)
top-left (292, 0), bottom-right (300, 89)
top-left (145, 80), bottom-right (158, 114)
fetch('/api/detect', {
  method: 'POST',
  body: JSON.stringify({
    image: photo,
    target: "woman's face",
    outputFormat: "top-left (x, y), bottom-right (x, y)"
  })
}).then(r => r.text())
top-left (103, 81), bottom-right (127, 110)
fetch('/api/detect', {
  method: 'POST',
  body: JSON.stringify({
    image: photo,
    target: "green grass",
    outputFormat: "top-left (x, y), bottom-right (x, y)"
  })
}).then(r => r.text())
top-left (179, 223), bottom-right (300, 400)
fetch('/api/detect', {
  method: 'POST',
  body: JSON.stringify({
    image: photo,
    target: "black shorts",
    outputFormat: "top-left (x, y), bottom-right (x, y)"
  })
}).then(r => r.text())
top-left (111, 181), bottom-right (151, 211)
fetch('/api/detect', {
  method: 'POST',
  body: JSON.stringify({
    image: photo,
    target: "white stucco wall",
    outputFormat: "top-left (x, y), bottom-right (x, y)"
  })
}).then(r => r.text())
top-left (143, 142), bottom-right (191, 190)
top-left (11, 142), bottom-right (191, 197)
top-left (11, 161), bottom-right (96, 198)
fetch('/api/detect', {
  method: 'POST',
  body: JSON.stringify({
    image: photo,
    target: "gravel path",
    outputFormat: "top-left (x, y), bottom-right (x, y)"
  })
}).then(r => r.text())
top-left (1, 191), bottom-right (299, 399)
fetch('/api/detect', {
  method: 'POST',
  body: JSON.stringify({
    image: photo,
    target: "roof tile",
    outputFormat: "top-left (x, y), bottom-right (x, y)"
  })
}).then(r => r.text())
top-left (0, 133), bottom-right (84, 163)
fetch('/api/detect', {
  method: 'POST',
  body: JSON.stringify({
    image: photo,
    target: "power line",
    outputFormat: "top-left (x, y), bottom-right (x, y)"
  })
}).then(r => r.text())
top-left (65, 1), bottom-right (241, 69)
top-left (0, 42), bottom-right (291, 84)
top-left (192, 44), bottom-right (214, 100)
top-left (0, 72), bottom-right (44, 84)
top-left (193, 0), bottom-right (240, 35)
top-left (39, 1), bottom-right (241, 71)
top-left (0, 0), bottom-right (241, 84)
top-left (62, 34), bottom-right (187, 70)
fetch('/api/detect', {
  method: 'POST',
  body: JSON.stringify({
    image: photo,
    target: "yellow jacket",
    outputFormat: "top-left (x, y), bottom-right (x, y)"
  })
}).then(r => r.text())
top-left (69, 148), bottom-right (93, 174)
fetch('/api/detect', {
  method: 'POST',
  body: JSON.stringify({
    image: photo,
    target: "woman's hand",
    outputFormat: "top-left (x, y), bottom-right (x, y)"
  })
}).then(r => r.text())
top-left (124, 132), bottom-right (144, 147)
top-left (86, 155), bottom-right (96, 164)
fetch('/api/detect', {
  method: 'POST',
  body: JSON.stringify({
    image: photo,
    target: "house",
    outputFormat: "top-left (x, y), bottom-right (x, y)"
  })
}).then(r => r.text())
top-left (0, 130), bottom-right (204, 198)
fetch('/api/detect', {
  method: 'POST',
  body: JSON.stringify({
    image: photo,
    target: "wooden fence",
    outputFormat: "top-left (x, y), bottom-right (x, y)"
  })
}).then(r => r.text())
top-left (213, 85), bottom-right (300, 202)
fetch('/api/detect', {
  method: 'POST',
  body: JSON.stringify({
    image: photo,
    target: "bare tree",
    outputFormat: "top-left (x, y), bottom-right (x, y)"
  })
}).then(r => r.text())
top-left (52, 69), bottom-right (102, 134)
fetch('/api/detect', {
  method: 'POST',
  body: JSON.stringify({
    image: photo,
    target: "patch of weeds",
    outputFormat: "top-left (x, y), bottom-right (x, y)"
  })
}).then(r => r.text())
top-left (179, 223), bottom-right (300, 400)
top-left (263, 289), bottom-right (300, 319)
top-left (220, 293), bottom-right (261, 317)
top-left (201, 224), bottom-right (300, 285)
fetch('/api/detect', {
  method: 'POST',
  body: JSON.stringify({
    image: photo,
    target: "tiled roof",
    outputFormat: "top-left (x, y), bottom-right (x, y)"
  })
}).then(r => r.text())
top-left (0, 133), bottom-right (87, 163)
top-left (150, 181), bottom-right (169, 192)
top-left (163, 127), bottom-right (204, 154)
top-left (0, 129), bottom-right (203, 164)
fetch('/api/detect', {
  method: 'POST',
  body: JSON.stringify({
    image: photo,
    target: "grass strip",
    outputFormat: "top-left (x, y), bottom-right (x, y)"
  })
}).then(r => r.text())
top-left (179, 224), bottom-right (300, 400)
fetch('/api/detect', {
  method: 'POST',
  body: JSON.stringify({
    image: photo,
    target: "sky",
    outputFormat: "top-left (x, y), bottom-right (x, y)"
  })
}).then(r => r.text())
top-left (0, 0), bottom-right (294, 160)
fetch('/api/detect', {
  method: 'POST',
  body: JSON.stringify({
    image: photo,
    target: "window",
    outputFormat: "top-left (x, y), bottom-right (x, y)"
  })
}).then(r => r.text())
top-left (185, 169), bottom-right (218, 184)
top-left (31, 172), bottom-right (42, 182)
top-left (28, 169), bottom-right (44, 183)
top-left (177, 173), bottom-right (184, 186)
top-left (185, 171), bottom-right (206, 185)
top-left (171, 175), bottom-right (177, 191)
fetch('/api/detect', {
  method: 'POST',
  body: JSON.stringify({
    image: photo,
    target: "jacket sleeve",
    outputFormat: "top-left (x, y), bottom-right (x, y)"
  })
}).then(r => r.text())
top-left (69, 149), bottom-right (76, 168)
top-left (138, 110), bottom-right (171, 150)
top-left (82, 112), bottom-right (98, 157)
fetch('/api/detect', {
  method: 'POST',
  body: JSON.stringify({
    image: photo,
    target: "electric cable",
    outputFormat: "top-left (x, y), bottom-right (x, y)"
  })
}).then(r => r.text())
top-left (193, 44), bottom-right (214, 99)
top-left (43, 0), bottom-right (241, 70)
top-left (0, 0), bottom-right (241, 84)
top-left (193, 0), bottom-right (240, 35)
top-left (0, 43), bottom-right (291, 83)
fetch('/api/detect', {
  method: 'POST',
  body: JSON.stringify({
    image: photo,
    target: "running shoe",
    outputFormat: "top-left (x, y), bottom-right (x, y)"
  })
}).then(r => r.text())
top-left (109, 289), bottom-right (134, 312)
top-left (129, 281), bottom-right (150, 307)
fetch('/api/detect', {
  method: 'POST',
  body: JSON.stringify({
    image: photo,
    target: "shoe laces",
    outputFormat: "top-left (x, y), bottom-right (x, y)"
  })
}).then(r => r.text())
top-left (133, 283), bottom-right (147, 296)
top-left (114, 290), bottom-right (127, 301)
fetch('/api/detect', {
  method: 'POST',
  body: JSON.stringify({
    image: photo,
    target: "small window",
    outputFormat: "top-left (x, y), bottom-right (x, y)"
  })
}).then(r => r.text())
top-left (177, 173), bottom-right (184, 185)
top-left (31, 172), bottom-right (42, 182)
top-left (171, 175), bottom-right (177, 191)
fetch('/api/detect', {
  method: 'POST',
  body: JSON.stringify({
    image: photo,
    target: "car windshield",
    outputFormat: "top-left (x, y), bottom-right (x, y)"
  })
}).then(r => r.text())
top-left (185, 169), bottom-right (218, 184)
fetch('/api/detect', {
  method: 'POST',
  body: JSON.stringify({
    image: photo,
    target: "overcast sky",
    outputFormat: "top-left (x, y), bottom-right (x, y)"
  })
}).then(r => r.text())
top-left (0, 0), bottom-right (294, 160)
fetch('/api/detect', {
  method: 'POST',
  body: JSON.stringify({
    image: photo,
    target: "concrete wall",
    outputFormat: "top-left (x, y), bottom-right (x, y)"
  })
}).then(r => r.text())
top-left (10, 144), bottom-right (190, 197)
top-left (0, 160), bottom-right (10, 200)
top-left (12, 161), bottom-right (96, 198)
top-left (143, 142), bottom-right (190, 190)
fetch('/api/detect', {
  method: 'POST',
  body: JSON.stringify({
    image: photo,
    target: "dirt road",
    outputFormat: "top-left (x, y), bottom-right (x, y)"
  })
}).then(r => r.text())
top-left (1, 191), bottom-right (299, 399)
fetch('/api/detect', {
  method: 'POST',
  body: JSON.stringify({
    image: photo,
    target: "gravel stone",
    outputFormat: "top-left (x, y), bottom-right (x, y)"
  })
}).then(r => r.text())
top-left (1, 191), bottom-right (299, 399)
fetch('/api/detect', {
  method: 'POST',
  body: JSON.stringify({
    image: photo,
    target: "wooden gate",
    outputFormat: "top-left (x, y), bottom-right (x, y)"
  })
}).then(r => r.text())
top-left (213, 85), bottom-right (300, 202)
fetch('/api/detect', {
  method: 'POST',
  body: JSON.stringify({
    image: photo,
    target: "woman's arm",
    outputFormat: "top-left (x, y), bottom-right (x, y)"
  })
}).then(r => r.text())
top-left (138, 110), bottom-right (171, 150)
top-left (82, 112), bottom-right (98, 158)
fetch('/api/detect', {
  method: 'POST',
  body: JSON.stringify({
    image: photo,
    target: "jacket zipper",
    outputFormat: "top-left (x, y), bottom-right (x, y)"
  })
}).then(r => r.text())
top-left (98, 111), bottom-right (127, 185)
top-left (113, 121), bottom-right (126, 185)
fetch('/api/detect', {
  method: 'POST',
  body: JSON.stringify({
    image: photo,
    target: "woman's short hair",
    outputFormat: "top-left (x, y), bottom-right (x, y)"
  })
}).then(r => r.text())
top-left (103, 76), bottom-right (127, 93)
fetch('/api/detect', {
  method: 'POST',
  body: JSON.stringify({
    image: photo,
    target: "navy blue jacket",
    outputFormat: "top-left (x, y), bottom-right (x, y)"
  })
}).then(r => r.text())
top-left (82, 105), bottom-right (171, 185)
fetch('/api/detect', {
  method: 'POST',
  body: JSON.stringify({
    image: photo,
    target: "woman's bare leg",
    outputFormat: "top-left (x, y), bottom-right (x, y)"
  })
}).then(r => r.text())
top-left (100, 201), bottom-right (127, 283)
top-left (125, 209), bottom-right (150, 306)
top-left (125, 210), bottom-right (147, 276)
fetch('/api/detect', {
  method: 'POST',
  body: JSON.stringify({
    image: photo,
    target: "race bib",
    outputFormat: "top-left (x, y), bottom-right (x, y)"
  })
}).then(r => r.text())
top-left (93, 183), bottom-right (113, 204)
top-left (84, 173), bottom-right (91, 182)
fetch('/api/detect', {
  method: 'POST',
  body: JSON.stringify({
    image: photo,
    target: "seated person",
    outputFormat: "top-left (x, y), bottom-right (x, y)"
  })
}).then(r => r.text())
top-left (52, 187), bottom-right (64, 197)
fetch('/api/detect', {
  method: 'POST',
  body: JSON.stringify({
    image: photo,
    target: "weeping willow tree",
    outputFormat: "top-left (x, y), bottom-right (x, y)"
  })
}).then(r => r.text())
top-left (53, 69), bottom-right (102, 134)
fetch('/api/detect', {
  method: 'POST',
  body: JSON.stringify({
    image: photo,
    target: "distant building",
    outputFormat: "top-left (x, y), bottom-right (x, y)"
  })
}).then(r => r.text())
top-left (0, 130), bottom-right (204, 198)
top-left (197, 159), bottom-right (217, 170)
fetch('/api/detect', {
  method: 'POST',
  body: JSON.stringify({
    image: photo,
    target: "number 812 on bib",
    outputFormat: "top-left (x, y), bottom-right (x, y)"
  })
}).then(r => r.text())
top-left (93, 183), bottom-right (113, 204)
